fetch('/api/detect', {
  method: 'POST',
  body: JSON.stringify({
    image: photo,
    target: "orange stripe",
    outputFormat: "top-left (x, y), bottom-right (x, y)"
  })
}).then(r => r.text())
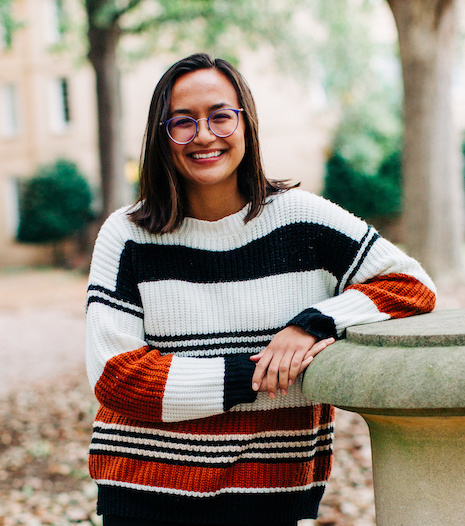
top-left (346, 272), bottom-right (436, 318)
top-left (89, 456), bottom-right (332, 491)
top-left (94, 404), bottom-right (335, 436)
top-left (94, 346), bottom-right (172, 422)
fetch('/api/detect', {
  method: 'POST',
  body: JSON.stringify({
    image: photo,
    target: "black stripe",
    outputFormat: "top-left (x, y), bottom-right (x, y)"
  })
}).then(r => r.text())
top-left (87, 284), bottom-right (143, 309)
top-left (87, 296), bottom-right (144, 319)
top-left (148, 340), bottom-right (270, 353)
top-left (91, 426), bottom-right (334, 447)
top-left (343, 227), bottom-right (380, 290)
top-left (118, 222), bottom-right (360, 286)
top-left (145, 327), bottom-right (279, 343)
top-left (90, 437), bottom-right (333, 459)
top-left (96, 482), bottom-right (325, 523)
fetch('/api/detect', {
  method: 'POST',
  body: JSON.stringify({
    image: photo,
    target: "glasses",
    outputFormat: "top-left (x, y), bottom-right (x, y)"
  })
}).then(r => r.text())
top-left (162, 108), bottom-right (244, 145)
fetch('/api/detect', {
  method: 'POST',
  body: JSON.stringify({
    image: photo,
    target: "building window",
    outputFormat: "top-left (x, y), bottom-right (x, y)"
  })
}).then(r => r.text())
top-left (49, 77), bottom-right (71, 134)
top-left (4, 177), bottom-right (20, 240)
top-left (45, 0), bottom-right (65, 45)
top-left (0, 84), bottom-right (20, 138)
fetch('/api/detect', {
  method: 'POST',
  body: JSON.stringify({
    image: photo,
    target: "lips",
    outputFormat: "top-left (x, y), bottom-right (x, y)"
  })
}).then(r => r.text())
top-left (190, 150), bottom-right (224, 160)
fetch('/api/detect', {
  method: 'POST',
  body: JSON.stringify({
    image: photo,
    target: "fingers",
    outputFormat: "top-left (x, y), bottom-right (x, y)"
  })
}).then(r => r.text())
top-left (251, 332), bottom-right (336, 398)
top-left (251, 350), bottom-right (273, 392)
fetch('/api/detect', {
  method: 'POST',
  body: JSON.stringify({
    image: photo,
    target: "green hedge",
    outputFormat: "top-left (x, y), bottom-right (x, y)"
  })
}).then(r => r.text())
top-left (17, 159), bottom-right (93, 244)
top-left (323, 149), bottom-right (402, 221)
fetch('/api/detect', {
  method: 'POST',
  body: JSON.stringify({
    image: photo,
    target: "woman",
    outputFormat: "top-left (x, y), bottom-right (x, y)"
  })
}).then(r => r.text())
top-left (86, 53), bottom-right (436, 526)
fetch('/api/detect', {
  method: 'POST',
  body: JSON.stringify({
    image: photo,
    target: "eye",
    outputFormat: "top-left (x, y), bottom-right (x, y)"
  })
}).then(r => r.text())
top-left (171, 117), bottom-right (195, 129)
top-left (211, 112), bottom-right (233, 122)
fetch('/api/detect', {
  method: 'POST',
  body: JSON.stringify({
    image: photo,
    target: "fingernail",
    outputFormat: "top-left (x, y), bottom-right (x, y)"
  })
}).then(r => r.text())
top-left (281, 389), bottom-right (287, 395)
top-left (288, 379), bottom-right (293, 386)
top-left (269, 392), bottom-right (276, 399)
top-left (253, 383), bottom-right (258, 391)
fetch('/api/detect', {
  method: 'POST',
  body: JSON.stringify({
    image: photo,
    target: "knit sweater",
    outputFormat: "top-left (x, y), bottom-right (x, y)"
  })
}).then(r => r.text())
top-left (86, 188), bottom-right (436, 524)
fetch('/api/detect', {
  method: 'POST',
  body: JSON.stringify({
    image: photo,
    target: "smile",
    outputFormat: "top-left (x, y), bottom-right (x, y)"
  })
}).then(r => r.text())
top-left (191, 150), bottom-right (224, 160)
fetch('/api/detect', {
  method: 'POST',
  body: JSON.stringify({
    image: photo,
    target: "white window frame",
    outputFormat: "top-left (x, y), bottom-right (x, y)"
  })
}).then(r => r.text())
top-left (0, 83), bottom-right (21, 138)
top-left (48, 77), bottom-right (71, 134)
top-left (44, 0), bottom-right (64, 45)
top-left (4, 177), bottom-right (20, 240)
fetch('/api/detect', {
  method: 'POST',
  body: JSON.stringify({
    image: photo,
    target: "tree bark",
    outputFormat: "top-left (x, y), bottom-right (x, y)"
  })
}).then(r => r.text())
top-left (87, 18), bottom-right (129, 219)
top-left (387, 0), bottom-right (464, 280)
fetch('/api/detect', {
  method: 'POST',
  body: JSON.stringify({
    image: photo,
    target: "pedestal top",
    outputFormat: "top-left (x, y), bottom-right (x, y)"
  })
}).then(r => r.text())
top-left (302, 310), bottom-right (465, 416)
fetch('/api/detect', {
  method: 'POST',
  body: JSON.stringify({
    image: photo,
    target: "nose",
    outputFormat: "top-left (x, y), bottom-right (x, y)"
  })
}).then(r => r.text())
top-left (194, 118), bottom-right (216, 143)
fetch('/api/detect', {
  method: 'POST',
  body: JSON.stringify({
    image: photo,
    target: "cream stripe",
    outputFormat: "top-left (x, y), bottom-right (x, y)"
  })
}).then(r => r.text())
top-left (91, 432), bottom-right (333, 454)
top-left (90, 443), bottom-right (332, 463)
top-left (140, 270), bottom-right (337, 340)
top-left (93, 418), bottom-right (333, 440)
top-left (94, 478), bottom-right (327, 497)
top-left (162, 356), bottom-right (224, 422)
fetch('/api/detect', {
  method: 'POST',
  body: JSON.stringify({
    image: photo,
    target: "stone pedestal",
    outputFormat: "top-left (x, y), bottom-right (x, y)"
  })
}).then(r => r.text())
top-left (302, 310), bottom-right (465, 526)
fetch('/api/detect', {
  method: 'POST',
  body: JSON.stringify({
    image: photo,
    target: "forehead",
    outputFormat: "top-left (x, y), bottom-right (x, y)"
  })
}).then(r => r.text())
top-left (169, 69), bottom-right (239, 112)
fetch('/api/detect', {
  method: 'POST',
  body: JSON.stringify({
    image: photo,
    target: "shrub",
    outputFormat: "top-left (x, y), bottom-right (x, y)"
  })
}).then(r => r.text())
top-left (323, 148), bottom-right (402, 222)
top-left (17, 159), bottom-right (93, 244)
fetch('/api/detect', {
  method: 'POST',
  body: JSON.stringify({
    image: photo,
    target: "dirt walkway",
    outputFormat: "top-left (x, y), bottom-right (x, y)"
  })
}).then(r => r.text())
top-left (0, 269), bottom-right (88, 397)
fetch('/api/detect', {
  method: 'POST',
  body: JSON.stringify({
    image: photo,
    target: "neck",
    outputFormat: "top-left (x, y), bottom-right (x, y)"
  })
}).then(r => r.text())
top-left (185, 185), bottom-right (247, 222)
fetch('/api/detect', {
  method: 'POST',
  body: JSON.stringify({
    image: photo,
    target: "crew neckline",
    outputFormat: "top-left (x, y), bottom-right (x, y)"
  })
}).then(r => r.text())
top-left (179, 202), bottom-right (251, 237)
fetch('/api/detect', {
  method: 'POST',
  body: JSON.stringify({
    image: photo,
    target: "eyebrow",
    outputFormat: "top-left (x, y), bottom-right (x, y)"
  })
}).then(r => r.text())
top-left (170, 102), bottom-right (232, 117)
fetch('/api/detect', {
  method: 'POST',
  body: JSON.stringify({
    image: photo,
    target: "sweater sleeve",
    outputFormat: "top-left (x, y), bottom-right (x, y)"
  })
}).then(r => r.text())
top-left (86, 212), bottom-right (257, 424)
top-left (286, 200), bottom-right (436, 339)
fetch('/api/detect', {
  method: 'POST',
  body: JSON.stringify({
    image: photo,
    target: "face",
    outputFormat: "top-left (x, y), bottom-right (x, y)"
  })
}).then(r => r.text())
top-left (167, 69), bottom-right (246, 196)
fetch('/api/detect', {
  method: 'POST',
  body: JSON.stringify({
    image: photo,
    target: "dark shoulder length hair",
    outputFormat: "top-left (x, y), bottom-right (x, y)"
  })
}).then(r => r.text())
top-left (129, 52), bottom-right (298, 234)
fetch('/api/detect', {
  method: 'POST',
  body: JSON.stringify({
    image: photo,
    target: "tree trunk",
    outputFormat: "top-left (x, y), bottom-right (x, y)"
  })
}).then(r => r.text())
top-left (87, 20), bottom-right (130, 220)
top-left (387, 0), bottom-right (464, 280)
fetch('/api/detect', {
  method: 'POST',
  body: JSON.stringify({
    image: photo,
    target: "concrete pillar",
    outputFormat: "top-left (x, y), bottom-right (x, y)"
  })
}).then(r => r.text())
top-left (302, 310), bottom-right (465, 526)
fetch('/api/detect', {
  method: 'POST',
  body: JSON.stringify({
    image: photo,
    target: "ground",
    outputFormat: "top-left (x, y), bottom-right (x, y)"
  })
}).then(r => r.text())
top-left (0, 268), bottom-right (463, 525)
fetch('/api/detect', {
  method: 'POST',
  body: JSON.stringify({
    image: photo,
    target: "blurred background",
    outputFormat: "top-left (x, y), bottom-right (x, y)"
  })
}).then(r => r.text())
top-left (0, 0), bottom-right (464, 524)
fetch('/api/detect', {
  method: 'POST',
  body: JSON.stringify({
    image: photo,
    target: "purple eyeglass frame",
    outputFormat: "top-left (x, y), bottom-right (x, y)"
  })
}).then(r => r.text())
top-left (161, 108), bottom-right (244, 145)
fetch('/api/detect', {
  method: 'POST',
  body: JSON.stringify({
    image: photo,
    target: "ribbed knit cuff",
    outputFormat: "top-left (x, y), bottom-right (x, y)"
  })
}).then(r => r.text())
top-left (286, 308), bottom-right (337, 340)
top-left (223, 355), bottom-right (258, 411)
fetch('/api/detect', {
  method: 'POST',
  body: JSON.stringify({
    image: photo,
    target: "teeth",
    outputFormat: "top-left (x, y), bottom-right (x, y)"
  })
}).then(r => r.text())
top-left (191, 151), bottom-right (222, 159)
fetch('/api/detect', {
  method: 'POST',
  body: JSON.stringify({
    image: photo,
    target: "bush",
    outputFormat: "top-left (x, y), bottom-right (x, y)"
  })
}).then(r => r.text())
top-left (323, 150), bottom-right (402, 221)
top-left (17, 159), bottom-right (93, 244)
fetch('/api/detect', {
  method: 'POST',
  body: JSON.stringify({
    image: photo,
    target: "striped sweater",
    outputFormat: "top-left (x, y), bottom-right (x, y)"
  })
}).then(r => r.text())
top-left (86, 188), bottom-right (436, 524)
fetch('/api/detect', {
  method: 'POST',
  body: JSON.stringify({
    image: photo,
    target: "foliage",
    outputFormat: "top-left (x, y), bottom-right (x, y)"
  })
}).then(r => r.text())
top-left (17, 159), bottom-right (93, 244)
top-left (314, 0), bottom-right (403, 222)
top-left (323, 149), bottom-right (402, 221)
top-left (0, 0), bottom-right (20, 48)
top-left (84, 0), bottom-right (309, 71)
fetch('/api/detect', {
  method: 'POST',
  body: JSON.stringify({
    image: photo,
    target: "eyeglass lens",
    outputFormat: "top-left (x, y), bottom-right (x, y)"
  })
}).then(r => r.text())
top-left (167, 108), bottom-right (240, 144)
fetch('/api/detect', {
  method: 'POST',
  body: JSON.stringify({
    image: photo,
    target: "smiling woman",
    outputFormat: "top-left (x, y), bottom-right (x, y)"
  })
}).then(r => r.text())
top-left (165, 69), bottom-right (247, 221)
top-left (85, 53), bottom-right (436, 526)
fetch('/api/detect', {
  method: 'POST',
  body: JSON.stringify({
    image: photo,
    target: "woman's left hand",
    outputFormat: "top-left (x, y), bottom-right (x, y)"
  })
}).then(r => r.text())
top-left (250, 326), bottom-right (335, 399)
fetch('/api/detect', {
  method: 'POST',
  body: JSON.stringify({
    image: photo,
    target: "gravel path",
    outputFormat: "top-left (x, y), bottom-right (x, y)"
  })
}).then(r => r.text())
top-left (0, 268), bottom-right (463, 525)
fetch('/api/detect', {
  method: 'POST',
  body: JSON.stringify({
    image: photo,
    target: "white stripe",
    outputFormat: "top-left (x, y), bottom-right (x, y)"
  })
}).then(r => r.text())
top-left (90, 443), bottom-right (332, 463)
top-left (140, 270), bottom-right (337, 339)
top-left (86, 303), bottom-right (146, 390)
top-left (92, 434), bottom-right (332, 454)
top-left (93, 478), bottom-right (327, 498)
top-left (93, 419), bottom-right (334, 441)
top-left (162, 356), bottom-right (224, 422)
top-left (315, 288), bottom-right (390, 336)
